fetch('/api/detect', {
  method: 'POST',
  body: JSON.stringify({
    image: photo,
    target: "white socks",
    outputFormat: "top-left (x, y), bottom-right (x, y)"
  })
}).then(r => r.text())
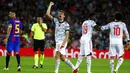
top-left (110, 59), bottom-right (114, 73)
top-left (75, 56), bottom-right (83, 68)
top-left (87, 56), bottom-right (91, 73)
top-left (75, 56), bottom-right (91, 73)
top-left (55, 59), bottom-right (60, 73)
top-left (116, 58), bottom-right (124, 71)
top-left (65, 59), bottom-right (76, 70)
top-left (55, 58), bottom-right (76, 73)
top-left (110, 57), bottom-right (124, 73)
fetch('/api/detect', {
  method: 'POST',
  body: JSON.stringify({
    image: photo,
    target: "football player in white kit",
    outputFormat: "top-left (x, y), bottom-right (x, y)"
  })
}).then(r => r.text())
top-left (46, 2), bottom-right (78, 73)
top-left (74, 13), bottom-right (98, 73)
top-left (101, 12), bottom-right (130, 73)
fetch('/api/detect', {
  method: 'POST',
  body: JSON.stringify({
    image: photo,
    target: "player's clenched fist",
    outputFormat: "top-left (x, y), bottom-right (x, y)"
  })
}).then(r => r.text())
top-left (50, 2), bottom-right (54, 6)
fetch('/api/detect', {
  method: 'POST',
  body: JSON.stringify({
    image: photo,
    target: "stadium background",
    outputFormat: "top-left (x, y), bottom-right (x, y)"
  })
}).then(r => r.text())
top-left (0, 0), bottom-right (130, 73)
top-left (0, 0), bottom-right (130, 55)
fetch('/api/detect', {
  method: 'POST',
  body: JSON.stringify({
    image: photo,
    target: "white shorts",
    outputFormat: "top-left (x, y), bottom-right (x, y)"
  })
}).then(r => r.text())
top-left (80, 38), bottom-right (92, 56)
top-left (109, 43), bottom-right (124, 57)
top-left (55, 41), bottom-right (67, 55)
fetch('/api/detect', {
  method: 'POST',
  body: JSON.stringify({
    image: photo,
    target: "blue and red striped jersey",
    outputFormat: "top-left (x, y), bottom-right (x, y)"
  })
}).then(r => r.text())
top-left (8, 18), bottom-right (22, 42)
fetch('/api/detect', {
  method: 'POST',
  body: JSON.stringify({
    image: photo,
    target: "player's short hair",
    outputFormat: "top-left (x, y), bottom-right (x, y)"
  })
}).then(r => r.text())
top-left (59, 10), bottom-right (66, 16)
top-left (114, 12), bottom-right (123, 21)
top-left (9, 11), bottom-right (16, 15)
top-left (37, 16), bottom-right (43, 18)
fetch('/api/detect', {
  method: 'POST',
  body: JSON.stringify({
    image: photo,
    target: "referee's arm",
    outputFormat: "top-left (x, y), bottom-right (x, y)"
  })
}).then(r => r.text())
top-left (30, 24), bottom-right (35, 43)
top-left (39, 24), bottom-right (47, 32)
top-left (30, 31), bottom-right (34, 44)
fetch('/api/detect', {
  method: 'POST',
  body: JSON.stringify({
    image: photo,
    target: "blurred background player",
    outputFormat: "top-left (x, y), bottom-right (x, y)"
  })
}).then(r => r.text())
top-left (74, 13), bottom-right (98, 73)
top-left (46, 2), bottom-right (77, 73)
top-left (30, 16), bottom-right (47, 68)
top-left (3, 11), bottom-right (22, 71)
top-left (101, 12), bottom-right (130, 73)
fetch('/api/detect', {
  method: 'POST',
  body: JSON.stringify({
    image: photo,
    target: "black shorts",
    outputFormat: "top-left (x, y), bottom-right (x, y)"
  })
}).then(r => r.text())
top-left (33, 39), bottom-right (45, 52)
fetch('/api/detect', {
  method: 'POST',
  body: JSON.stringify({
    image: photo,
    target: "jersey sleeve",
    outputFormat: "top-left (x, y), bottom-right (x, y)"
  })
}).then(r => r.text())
top-left (8, 20), bottom-right (13, 28)
top-left (20, 21), bottom-right (22, 30)
top-left (91, 20), bottom-right (97, 27)
top-left (101, 23), bottom-right (110, 30)
top-left (65, 23), bottom-right (70, 31)
top-left (31, 24), bottom-right (35, 32)
top-left (123, 23), bottom-right (130, 41)
top-left (52, 18), bottom-right (58, 26)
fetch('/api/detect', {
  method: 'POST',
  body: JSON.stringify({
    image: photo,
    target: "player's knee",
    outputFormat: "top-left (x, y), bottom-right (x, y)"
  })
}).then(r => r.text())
top-left (55, 53), bottom-right (60, 59)
top-left (34, 51), bottom-right (38, 54)
top-left (55, 55), bottom-right (60, 59)
top-left (60, 56), bottom-right (65, 62)
top-left (40, 51), bottom-right (44, 55)
top-left (15, 52), bottom-right (19, 55)
top-left (56, 51), bottom-right (61, 55)
top-left (61, 58), bottom-right (65, 62)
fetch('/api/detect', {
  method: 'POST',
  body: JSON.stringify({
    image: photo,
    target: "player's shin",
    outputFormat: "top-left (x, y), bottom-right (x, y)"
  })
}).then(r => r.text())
top-left (64, 58), bottom-right (76, 70)
top-left (40, 54), bottom-right (44, 65)
top-left (34, 53), bottom-right (39, 66)
top-left (55, 59), bottom-right (60, 73)
top-left (16, 54), bottom-right (21, 67)
top-left (86, 55), bottom-right (91, 73)
top-left (110, 58), bottom-right (114, 73)
top-left (115, 57), bottom-right (124, 71)
top-left (75, 56), bottom-right (83, 68)
top-left (6, 53), bottom-right (10, 68)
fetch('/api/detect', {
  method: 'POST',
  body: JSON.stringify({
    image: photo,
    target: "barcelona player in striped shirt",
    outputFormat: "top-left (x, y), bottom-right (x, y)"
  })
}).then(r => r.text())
top-left (3, 12), bottom-right (22, 71)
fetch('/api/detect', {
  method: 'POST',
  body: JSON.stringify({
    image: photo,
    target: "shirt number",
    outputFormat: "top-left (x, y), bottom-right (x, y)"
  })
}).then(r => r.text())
top-left (15, 24), bottom-right (20, 34)
top-left (113, 26), bottom-right (120, 36)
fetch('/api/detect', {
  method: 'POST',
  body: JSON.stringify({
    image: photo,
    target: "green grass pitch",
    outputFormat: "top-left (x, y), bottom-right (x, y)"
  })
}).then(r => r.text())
top-left (0, 57), bottom-right (130, 73)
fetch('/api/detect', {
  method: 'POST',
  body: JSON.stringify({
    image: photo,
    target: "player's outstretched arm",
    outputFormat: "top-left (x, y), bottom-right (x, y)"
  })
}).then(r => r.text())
top-left (46, 2), bottom-right (54, 20)
top-left (30, 31), bottom-right (34, 44)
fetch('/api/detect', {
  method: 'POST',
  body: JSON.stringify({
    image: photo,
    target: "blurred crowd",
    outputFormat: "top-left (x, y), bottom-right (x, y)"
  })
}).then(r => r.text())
top-left (0, 0), bottom-right (130, 50)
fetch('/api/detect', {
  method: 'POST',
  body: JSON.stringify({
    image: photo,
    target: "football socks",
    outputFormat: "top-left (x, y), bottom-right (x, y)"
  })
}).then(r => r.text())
top-left (64, 59), bottom-right (76, 70)
top-left (116, 57), bottom-right (124, 71)
top-left (87, 56), bottom-right (91, 73)
top-left (75, 56), bottom-right (83, 68)
top-left (16, 54), bottom-right (21, 67)
top-left (55, 59), bottom-right (60, 73)
top-left (6, 54), bottom-right (10, 68)
top-left (34, 54), bottom-right (39, 66)
top-left (110, 59), bottom-right (114, 73)
top-left (40, 54), bottom-right (44, 65)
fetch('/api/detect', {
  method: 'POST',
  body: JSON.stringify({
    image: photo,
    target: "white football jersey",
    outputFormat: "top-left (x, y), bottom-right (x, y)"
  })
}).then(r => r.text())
top-left (81, 20), bottom-right (97, 40)
top-left (53, 18), bottom-right (70, 42)
top-left (101, 21), bottom-right (130, 44)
